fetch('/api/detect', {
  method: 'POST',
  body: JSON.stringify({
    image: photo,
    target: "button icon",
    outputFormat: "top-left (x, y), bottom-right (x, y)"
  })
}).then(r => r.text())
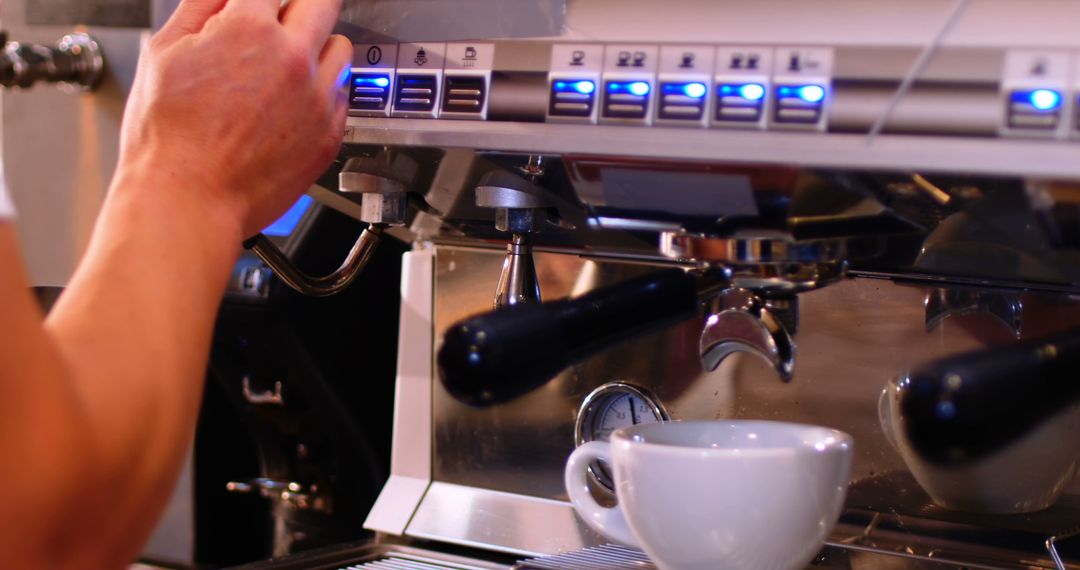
top-left (571, 50), bottom-right (586, 66)
top-left (464, 46), bottom-right (477, 60)
top-left (366, 46), bottom-right (382, 66)
top-left (617, 51), bottom-right (632, 67)
top-left (414, 47), bottom-right (428, 66)
top-left (1031, 57), bottom-right (1048, 76)
top-left (679, 52), bottom-right (695, 68)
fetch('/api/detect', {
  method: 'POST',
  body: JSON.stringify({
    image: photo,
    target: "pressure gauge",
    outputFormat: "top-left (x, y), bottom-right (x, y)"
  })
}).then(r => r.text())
top-left (574, 382), bottom-right (670, 490)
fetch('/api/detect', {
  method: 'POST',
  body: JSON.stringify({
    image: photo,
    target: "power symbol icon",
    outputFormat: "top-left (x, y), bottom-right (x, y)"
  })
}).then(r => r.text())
top-left (366, 46), bottom-right (382, 66)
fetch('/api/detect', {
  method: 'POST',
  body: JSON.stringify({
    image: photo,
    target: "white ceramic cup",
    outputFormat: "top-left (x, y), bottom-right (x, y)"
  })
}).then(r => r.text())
top-left (564, 420), bottom-right (854, 570)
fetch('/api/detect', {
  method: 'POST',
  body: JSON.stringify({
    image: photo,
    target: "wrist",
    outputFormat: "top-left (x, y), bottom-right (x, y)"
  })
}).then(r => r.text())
top-left (108, 155), bottom-right (246, 246)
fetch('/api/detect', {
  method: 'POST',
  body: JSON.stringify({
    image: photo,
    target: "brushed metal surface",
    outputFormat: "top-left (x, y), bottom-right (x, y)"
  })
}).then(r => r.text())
top-left (345, 118), bottom-right (1080, 181)
top-left (403, 245), bottom-right (1080, 563)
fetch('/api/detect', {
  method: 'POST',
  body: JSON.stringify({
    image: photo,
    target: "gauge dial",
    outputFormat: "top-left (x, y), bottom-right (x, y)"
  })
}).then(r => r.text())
top-left (575, 382), bottom-right (669, 489)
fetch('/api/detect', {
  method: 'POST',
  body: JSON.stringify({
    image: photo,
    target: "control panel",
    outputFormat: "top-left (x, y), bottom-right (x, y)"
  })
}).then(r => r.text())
top-left (350, 41), bottom-right (1080, 140)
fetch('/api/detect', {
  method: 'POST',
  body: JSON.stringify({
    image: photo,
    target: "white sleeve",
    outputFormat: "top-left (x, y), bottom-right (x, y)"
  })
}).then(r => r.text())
top-left (0, 167), bottom-right (13, 219)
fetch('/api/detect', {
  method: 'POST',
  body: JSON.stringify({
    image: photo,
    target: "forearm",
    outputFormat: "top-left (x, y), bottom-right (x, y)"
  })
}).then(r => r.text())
top-left (0, 0), bottom-right (349, 563)
top-left (43, 165), bottom-right (243, 564)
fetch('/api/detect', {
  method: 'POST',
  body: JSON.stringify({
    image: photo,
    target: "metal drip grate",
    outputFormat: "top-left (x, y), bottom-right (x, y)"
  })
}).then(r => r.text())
top-left (513, 544), bottom-right (656, 570)
top-left (339, 552), bottom-right (496, 570)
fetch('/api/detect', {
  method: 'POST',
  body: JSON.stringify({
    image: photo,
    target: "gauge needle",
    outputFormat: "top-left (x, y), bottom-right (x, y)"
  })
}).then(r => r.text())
top-left (629, 396), bottom-right (639, 424)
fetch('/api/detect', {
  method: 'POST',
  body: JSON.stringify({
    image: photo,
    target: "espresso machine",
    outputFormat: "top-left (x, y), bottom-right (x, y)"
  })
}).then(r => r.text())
top-left (13, 0), bottom-right (1080, 568)
top-left (229, 0), bottom-right (1080, 568)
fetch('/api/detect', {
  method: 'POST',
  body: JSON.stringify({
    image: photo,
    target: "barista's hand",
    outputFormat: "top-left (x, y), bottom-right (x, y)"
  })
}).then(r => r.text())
top-left (119, 0), bottom-right (352, 237)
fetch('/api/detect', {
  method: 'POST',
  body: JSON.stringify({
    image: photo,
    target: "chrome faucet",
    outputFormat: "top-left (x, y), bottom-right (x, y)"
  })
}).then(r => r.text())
top-left (475, 155), bottom-right (551, 308)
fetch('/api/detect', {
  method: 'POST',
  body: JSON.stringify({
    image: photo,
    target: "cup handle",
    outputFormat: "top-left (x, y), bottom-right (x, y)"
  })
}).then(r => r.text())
top-left (564, 441), bottom-right (638, 547)
top-left (878, 384), bottom-right (899, 450)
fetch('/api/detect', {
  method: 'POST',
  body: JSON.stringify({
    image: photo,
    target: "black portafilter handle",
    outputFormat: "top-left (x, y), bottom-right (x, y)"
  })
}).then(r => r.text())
top-left (899, 327), bottom-right (1080, 466)
top-left (438, 269), bottom-right (706, 406)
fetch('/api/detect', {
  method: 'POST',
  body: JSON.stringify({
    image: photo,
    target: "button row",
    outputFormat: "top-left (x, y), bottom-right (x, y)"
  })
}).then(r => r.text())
top-left (546, 78), bottom-right (827, 129)
top-left (547, 44), bottom-right (832, 130)
top-left (349, 42), bottom-right (493, 120)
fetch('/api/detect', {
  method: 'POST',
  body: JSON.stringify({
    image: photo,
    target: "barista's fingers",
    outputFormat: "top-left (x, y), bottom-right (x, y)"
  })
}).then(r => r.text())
top-left (316, 34), bottom-right (354, 98)
top-left (280, 0), bottom-right (344, 52)
top-left (223, 0), bottom-right (282, 18)
top-left (156, 0), bottom-right (229, 41)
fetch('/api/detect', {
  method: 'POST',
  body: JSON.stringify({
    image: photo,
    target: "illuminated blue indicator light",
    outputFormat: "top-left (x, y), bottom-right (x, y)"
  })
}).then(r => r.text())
top-left (662, 83), bottom-right (707, 98)
top-left (1030, 89), bottom-right (1061, 111)
top-left (718, 83), bottom-right (766, 101)
top-left (738, 83), bottom-right (766, 101)
top-left (554, 80), bottom-right (596, 95)
top-left (797, 85), bottom-right (826, 103)
top-left (683, 82), bottom-right (707, 98)
top-left (355, 75), bottom-right (391, 88)
top-left (607, 81), bottom-right (651, 96)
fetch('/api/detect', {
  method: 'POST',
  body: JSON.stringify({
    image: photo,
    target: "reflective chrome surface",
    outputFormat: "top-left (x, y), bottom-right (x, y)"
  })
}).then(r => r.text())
top-left (403, 245), bottom-right (1080, 566)
top-left (0, 32), bottom-right (105, 90)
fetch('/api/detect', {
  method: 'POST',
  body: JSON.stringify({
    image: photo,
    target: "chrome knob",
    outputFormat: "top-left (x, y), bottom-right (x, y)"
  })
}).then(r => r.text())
top-left (0, 32), bottom-right (104, 91)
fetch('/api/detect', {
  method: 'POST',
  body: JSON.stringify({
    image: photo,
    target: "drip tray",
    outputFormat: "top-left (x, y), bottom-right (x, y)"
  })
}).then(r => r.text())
top-left (514, 544), bottom-right (654, 569)
top-left (339, 551), bottom-right (498, 570)
top-left (229, 543), bottom-right (513, 570)
top-left (231, 528), bottom-right (1076, 570)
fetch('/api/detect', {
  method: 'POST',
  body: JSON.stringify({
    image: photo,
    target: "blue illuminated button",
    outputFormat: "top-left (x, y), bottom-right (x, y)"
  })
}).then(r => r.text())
top-left (1007, 88), bottom-right (1063, 130)
top-left (774, 84), bottom-right (826, 125)
top-left (550, 78), bottom-right (598, 119)
top-left (716, 83), bottom-right (767, 123)
top-left (659, 82), bottom-right (708, 121)
top-left (350, 72), bottom-right (393, 112)
top-left (603, 80), bottom-right (652, 120)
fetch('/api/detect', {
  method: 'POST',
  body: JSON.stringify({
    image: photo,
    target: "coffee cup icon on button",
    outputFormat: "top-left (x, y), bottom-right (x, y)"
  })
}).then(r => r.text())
top-left (571, 50), bottom-right (586, 65)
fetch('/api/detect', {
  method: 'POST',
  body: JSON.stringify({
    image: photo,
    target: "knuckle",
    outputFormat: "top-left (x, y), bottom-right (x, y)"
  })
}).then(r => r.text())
top-left (280, 42), bottom-right (312, 82)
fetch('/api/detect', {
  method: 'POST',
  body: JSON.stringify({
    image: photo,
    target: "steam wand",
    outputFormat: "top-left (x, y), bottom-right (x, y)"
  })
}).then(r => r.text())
top-left (245, 150), bottom-right (416, 297)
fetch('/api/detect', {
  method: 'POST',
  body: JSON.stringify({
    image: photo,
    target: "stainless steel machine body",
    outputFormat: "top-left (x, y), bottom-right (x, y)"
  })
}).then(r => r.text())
top-left (338, 2), bottom-right (1080, 569)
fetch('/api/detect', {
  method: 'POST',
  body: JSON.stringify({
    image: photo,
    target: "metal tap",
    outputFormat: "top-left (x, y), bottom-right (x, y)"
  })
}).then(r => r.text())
top-left (659, 232), bottom-right (849, 381)
top-left (699, 288), bottom-right (795, 382)
top-left (475, 156), bottom-right (551, 309)
top-left (0, 32), bottom-right (104, 91)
